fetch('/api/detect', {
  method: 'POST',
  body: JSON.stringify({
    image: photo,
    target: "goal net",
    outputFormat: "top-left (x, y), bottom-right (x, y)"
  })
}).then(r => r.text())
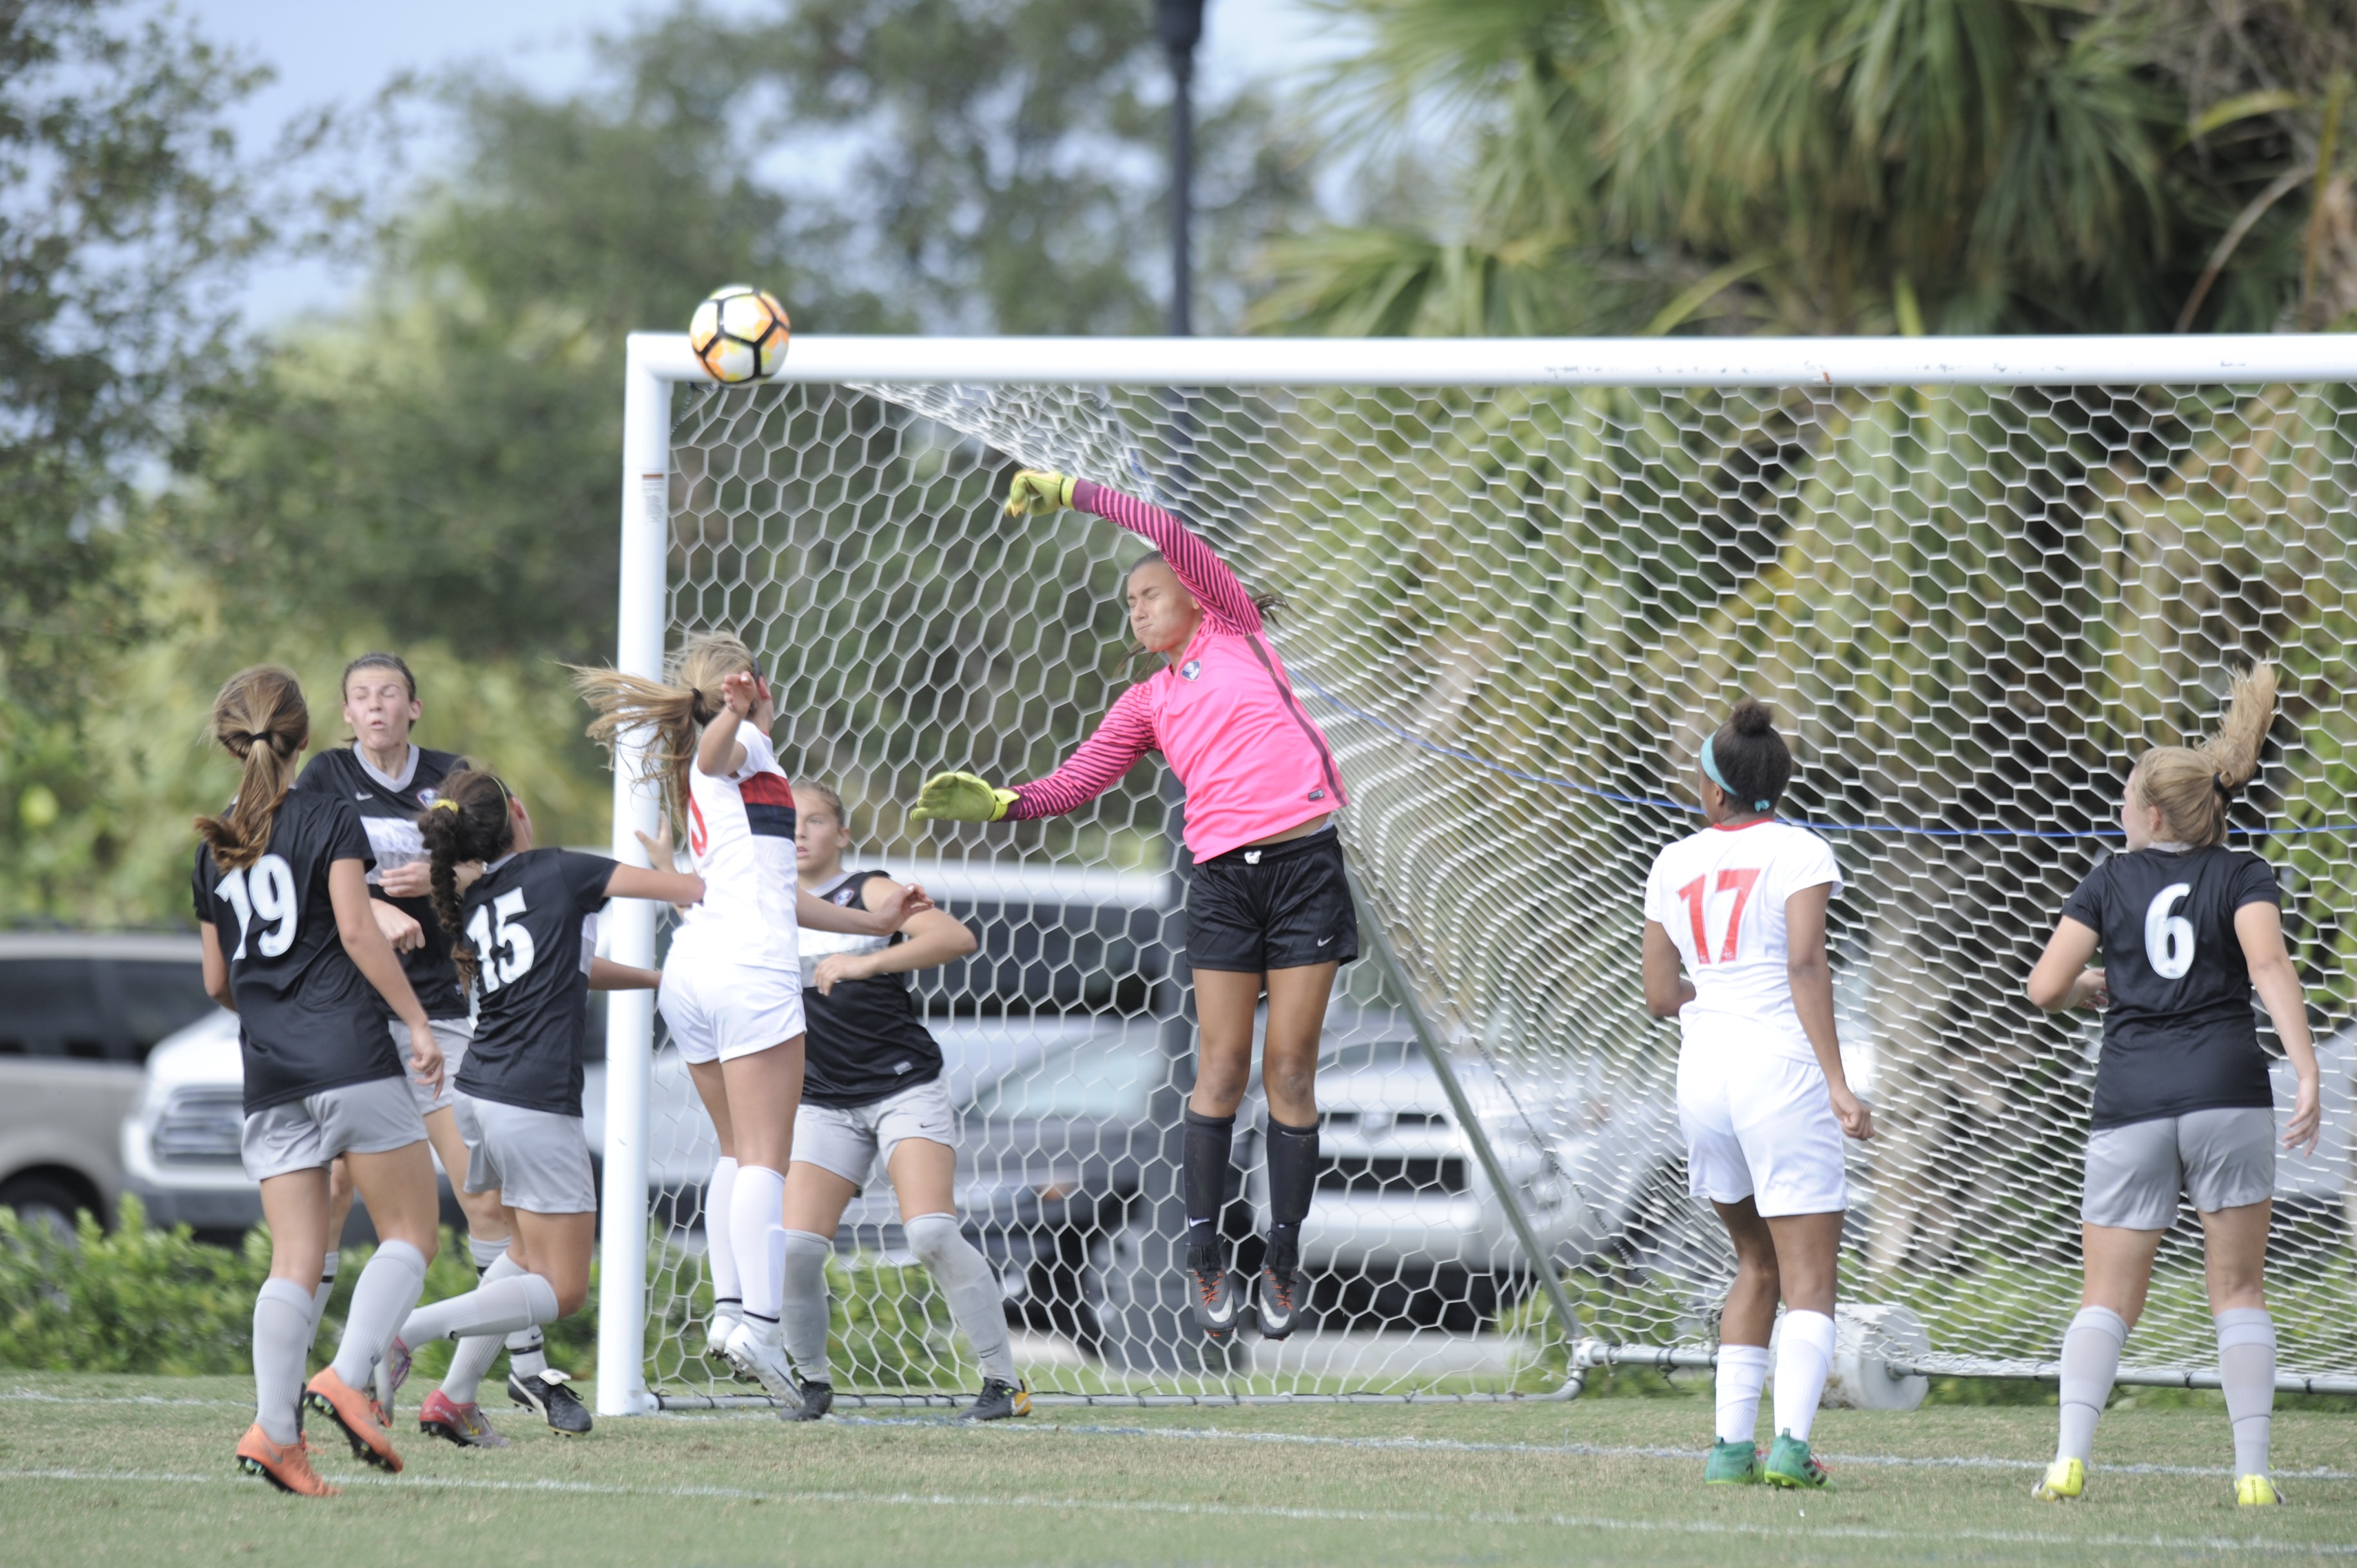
top-left (597, 336), bottom-right (2357, 1414)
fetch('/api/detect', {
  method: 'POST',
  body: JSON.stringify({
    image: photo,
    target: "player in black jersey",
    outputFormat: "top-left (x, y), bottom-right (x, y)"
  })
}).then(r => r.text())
top-left (292, 654), bottom-right (546, 1385)
top-left (193, 668), bottom-right (445, 1497)
top-left (379, 768), bottom-right (703, 1446)
top-left (767, 782), bottom-right (1029, 1421)
top-left (2026, 663), bottom-right (2320, 1508)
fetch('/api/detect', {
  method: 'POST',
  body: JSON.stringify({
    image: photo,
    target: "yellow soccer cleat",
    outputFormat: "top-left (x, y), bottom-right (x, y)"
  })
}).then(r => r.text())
top-left (2235, 1473), bottom-right (2283, 1507)
top-left (2031, 1457), bottom-right (2085, 1501)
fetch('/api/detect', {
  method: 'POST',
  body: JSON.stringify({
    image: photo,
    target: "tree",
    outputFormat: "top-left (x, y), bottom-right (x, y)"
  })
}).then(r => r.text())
top-left (1254, 0), bottom-right (2357, 337)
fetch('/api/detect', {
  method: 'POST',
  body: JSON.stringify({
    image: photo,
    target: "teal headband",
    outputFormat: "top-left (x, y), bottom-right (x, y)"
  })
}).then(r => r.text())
top-left (1700, 734), bottom-right (1773, 814)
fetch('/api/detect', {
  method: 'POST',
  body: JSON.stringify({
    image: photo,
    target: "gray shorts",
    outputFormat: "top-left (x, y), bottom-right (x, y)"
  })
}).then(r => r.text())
top-left (456, 1097), bottom-right (598, 1215)
top-left (2082, 1107), bottom-right (2276, 1230)
top-left (791, 1078), bottom-right (955, 1189)
top-left (243, 1076), bottom-right (428, 1182)
top-left (392, 1018), bottom-right (475, 1116)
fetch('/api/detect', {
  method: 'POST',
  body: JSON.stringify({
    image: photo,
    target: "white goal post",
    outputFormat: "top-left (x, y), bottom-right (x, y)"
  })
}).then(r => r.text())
top-left (598, 332), bottom-right (2357, 1418)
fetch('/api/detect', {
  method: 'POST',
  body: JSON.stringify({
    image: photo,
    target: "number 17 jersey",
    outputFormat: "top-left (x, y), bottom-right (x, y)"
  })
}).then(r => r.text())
top-left (1642, 819), bottom-right (1843, 1063)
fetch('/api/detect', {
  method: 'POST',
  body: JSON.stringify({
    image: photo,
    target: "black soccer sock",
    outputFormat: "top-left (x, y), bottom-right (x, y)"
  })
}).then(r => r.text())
top-left (1182, 1106), bottom-right (1236, 1253)
top-left (1264, 1115), bottom-right (1320, 1273)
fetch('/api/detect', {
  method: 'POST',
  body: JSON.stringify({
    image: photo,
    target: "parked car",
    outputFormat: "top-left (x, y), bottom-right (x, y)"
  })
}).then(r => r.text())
top-left (0, 932), bottom-right (222, 1234)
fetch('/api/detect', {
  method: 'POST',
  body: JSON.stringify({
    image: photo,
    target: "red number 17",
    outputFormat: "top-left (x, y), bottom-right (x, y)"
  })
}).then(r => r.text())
top-left (1676, 868), bottom-right (1762, 964)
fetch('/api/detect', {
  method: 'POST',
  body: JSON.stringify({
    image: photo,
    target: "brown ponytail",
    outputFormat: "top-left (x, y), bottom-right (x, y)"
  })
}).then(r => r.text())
top-left (573, 632), bottom-right (761, 826)
top-left (193, 667), bottom-right (310, 870)
top-left (2133, 662), bottom-right (2279, 848)
top-left (415, 769), bottom-right (515, 992)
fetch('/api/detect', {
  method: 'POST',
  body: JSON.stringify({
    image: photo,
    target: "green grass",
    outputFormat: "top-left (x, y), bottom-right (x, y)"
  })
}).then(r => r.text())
top-left (4, 1374), bottom-right (2356, 1564)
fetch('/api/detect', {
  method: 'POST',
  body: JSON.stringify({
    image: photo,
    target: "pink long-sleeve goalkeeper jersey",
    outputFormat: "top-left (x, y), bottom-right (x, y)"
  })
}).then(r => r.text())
top-left (1005, 481), bottom-right (1348, 862)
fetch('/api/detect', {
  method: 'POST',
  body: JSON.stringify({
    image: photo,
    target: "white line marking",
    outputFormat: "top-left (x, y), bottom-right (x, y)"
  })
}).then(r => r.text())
top-left (1, 1468), bottom-right (2349, 1555)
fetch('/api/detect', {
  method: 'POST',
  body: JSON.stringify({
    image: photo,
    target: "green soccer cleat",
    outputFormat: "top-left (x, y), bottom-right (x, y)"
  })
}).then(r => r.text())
top-left (2032, 1457), bottom-right (2085, 1501)
top-left (2236, 1473), bottom-right (2283, 1507)
top-left (1705, 1438), bottom-right (1762, 1484)
top-left (1762, 1432), bottom-right (1830, 1490)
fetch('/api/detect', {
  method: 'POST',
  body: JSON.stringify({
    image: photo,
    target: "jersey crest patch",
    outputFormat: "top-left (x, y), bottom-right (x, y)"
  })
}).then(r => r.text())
top-left (1180, 658), bottom-right (1202, 680)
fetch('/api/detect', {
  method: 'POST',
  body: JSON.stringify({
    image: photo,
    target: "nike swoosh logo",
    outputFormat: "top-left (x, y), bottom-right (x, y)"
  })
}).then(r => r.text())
top-left (1317, 936), bottom-right (1334, 946)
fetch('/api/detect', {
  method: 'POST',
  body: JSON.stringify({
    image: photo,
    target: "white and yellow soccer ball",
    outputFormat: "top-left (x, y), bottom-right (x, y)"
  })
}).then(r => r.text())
top-left (689, 285), bottom-right (791, 384)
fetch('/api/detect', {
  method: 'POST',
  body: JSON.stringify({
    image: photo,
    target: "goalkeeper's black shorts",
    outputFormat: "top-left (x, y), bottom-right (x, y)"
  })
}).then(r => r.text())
top-left (1186, 826), bottom-right (1358, 973)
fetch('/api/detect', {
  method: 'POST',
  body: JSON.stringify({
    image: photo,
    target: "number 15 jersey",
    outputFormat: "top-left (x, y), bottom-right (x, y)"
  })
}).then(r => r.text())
top-left (2058, 844), bottom-right (2280, 1129)
top-left (1643, 820), bottom-right (1843, 1064)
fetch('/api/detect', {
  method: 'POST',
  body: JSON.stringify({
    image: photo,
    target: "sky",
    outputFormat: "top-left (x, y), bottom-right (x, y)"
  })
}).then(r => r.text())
top-left (178, 0), bottom-right (1359, 327)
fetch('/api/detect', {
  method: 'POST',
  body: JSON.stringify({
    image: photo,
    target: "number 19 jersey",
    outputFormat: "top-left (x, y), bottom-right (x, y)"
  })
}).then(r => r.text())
top-left (1642, 819), bottom-right (1843, 1063)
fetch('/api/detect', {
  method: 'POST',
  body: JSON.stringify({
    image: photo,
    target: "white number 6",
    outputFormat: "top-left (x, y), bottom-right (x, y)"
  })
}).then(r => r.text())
top-left (2144, 883), bottom-right (2195, 979)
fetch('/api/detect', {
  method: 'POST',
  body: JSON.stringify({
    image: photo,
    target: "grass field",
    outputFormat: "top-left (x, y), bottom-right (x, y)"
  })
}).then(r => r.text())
top-left (4, 1373), bottom-right (2355, 1565)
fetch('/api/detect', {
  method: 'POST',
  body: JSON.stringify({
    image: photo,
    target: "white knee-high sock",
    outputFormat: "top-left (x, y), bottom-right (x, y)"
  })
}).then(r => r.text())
top-left (399, 1260), bottom-right (559, 1344)
top-left (253, 1278), bottom-right (314, 1445)
top-left (780, 1228), bottom-right (834, 1383)
top-left (1715, 1344), bottom-right (1771, 1446)
top-left (906, 1213), bottom-right (1015, 1385)
top-left (506, 1324), bottom-right (548, 1378)
top-left (1773, 1309), bottom-right (1837, 1443)
top-left (731, 1163), bottom-right (788, 1337)
top-left (2216, 1308), bottom-right (2276, 1478)
top-left (441, 1326), bottom-right (508, 1406)
top-left (469, 1234), bottom-right (510, 1273)
top-left (2055, 1304), bottom-right (2126, 1465)
top-left (330, 1239), bottom-right (427, 1388)
top-left (303, 1252), bottom-right (340, 1354)
top-left (706, 1156), bottom-right (742, 1313)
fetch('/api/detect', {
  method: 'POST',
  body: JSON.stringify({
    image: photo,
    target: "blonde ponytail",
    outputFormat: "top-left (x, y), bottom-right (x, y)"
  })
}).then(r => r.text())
top-left (2134, 662), bottom-right (2279, 848)
top-left (573, 632), bottom-right (761, 824)
top-left (193, 667), bottom-right (310, 870)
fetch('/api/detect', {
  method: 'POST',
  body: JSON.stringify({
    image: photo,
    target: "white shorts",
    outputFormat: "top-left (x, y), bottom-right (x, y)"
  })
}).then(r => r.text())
top-left (392, 1017), bottom-right (475, 1116)
top-left (455, 1096), bottom-right (598, 1215)
top-left (1677, 1039), bottom-right (1847, 1218)
top-left (659, 942), bottom-right (806, 1065)
top-left (242, 1077), bottom-right (428, 1182)
top-left (792, 1078), bottom-right (956, 1188)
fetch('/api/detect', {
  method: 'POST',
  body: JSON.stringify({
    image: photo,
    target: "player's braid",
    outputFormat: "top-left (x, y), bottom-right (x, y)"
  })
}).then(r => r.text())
top-left (416, 769), bottom-right (514, 993)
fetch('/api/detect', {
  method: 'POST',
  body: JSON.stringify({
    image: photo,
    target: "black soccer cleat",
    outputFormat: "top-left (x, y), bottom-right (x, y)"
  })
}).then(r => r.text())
top-left (958, 1378), bottom-right (1031, 1422)
top-left (782, 1378), bottom-right (833, 1422)
top-left (1185, 1242), bottom-right (1242, 1342)
top-left (1254, 1258), bottom-right (1304, 1340)
top-left (507, 1369), bottom-right (593, 1436)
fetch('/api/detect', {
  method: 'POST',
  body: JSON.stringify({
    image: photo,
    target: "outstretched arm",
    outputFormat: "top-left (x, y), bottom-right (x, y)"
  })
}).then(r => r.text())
top-left (1007, 684), bottom-right (1157, 819)
top-left (1071, 481), bottom-right (1260, 635)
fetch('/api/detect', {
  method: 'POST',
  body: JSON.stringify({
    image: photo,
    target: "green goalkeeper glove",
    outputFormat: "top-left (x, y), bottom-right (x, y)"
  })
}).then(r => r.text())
top-left (910, 770), bottom-right (1018, 823)
top-left (1005, 469), bottom-right (1075, 518)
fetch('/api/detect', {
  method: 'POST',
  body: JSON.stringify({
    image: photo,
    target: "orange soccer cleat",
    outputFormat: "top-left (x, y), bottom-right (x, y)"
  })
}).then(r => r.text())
top-left (236, 1422), bottom-right (339, 1497)
top-left (304, 1365), bottom-right (404, 1473)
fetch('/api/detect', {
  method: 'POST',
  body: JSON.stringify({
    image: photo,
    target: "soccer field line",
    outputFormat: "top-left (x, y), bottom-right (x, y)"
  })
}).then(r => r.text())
top-left (3, 1466), bottom-right (2349, 1556)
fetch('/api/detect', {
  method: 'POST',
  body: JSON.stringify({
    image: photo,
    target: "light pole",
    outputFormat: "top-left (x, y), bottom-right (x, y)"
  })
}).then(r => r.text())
top-left (1157, 0), bottom-right (1205, 337)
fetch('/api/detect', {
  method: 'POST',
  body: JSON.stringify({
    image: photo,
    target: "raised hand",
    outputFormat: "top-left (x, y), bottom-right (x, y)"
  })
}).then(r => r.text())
top-left (720, 668), bottom-right (760, 716)
top-left (1005, 469), bottom-right (1074, 519)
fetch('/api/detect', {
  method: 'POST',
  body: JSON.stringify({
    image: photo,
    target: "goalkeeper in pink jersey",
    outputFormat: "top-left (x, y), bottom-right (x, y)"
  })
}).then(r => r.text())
top-left (911, 471), bottom-right (1354, 1343)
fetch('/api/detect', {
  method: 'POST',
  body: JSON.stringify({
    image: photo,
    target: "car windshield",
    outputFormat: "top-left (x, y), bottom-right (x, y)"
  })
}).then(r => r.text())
top-left (966, 1033), bottom-right (1163, 1120)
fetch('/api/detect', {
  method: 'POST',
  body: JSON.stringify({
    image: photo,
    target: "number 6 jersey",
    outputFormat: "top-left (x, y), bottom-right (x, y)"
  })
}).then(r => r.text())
top-left (2058, 844), bottom-right (2281, 1128)
top-left (193, 790), bottom-right (403, 1114)
top-left (454, 848), bottom-right (616, 1119)
top-left (1643, 819), bottom-right (1843, 1064)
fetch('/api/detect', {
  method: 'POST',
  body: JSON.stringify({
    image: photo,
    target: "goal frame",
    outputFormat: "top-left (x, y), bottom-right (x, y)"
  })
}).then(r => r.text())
top-left (597, 332), bottom-right (2357, 1417)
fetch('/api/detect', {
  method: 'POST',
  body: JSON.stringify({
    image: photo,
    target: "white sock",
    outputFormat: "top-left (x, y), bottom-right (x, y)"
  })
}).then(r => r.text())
top-left (907, 1212), bottom-right (1015, 1385)
top-left (303, 1252), bottom-right (339, 1354)
top-left (731, 1163), bottom-right (787, 1327)
top-left (442, 1329), bottom-right (507, 1406)
top-left (330, 1239), bottom-right (426, 1388)
top-left (398, 1263), bottom-right (559, 1344)
top-left (469, 1234), bottom-right (510, 1274)
top-left (506, 1325), bottom-right (548, 1378)
top-left (2056, 1304), bottom-right (2126, 1465)
top-left (2216, 1308), bottom-right (2276, 1478)
top-left (253, 1278), bottom-right (313, 1445)
top-left (1715, 1343), bottom-right (1771, 1446)
top-left (780, 1229), bottom-right (834, 1384)
top-left (706, 1156), bottom-right (742, 1316)
top-left (1773, 1309), bottom-right (1836, 1443)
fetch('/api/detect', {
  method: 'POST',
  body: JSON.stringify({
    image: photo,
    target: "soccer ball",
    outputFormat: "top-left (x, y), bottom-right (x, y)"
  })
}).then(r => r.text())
top-left (689, 285), bottom-right (790, 384)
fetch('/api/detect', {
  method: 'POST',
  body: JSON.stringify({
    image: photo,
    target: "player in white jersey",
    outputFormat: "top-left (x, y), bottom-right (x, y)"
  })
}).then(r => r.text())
top-left (1641, 698), bottom-right (1872, 1492)
top-left (577, 633), bottom-right (930, 1404)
